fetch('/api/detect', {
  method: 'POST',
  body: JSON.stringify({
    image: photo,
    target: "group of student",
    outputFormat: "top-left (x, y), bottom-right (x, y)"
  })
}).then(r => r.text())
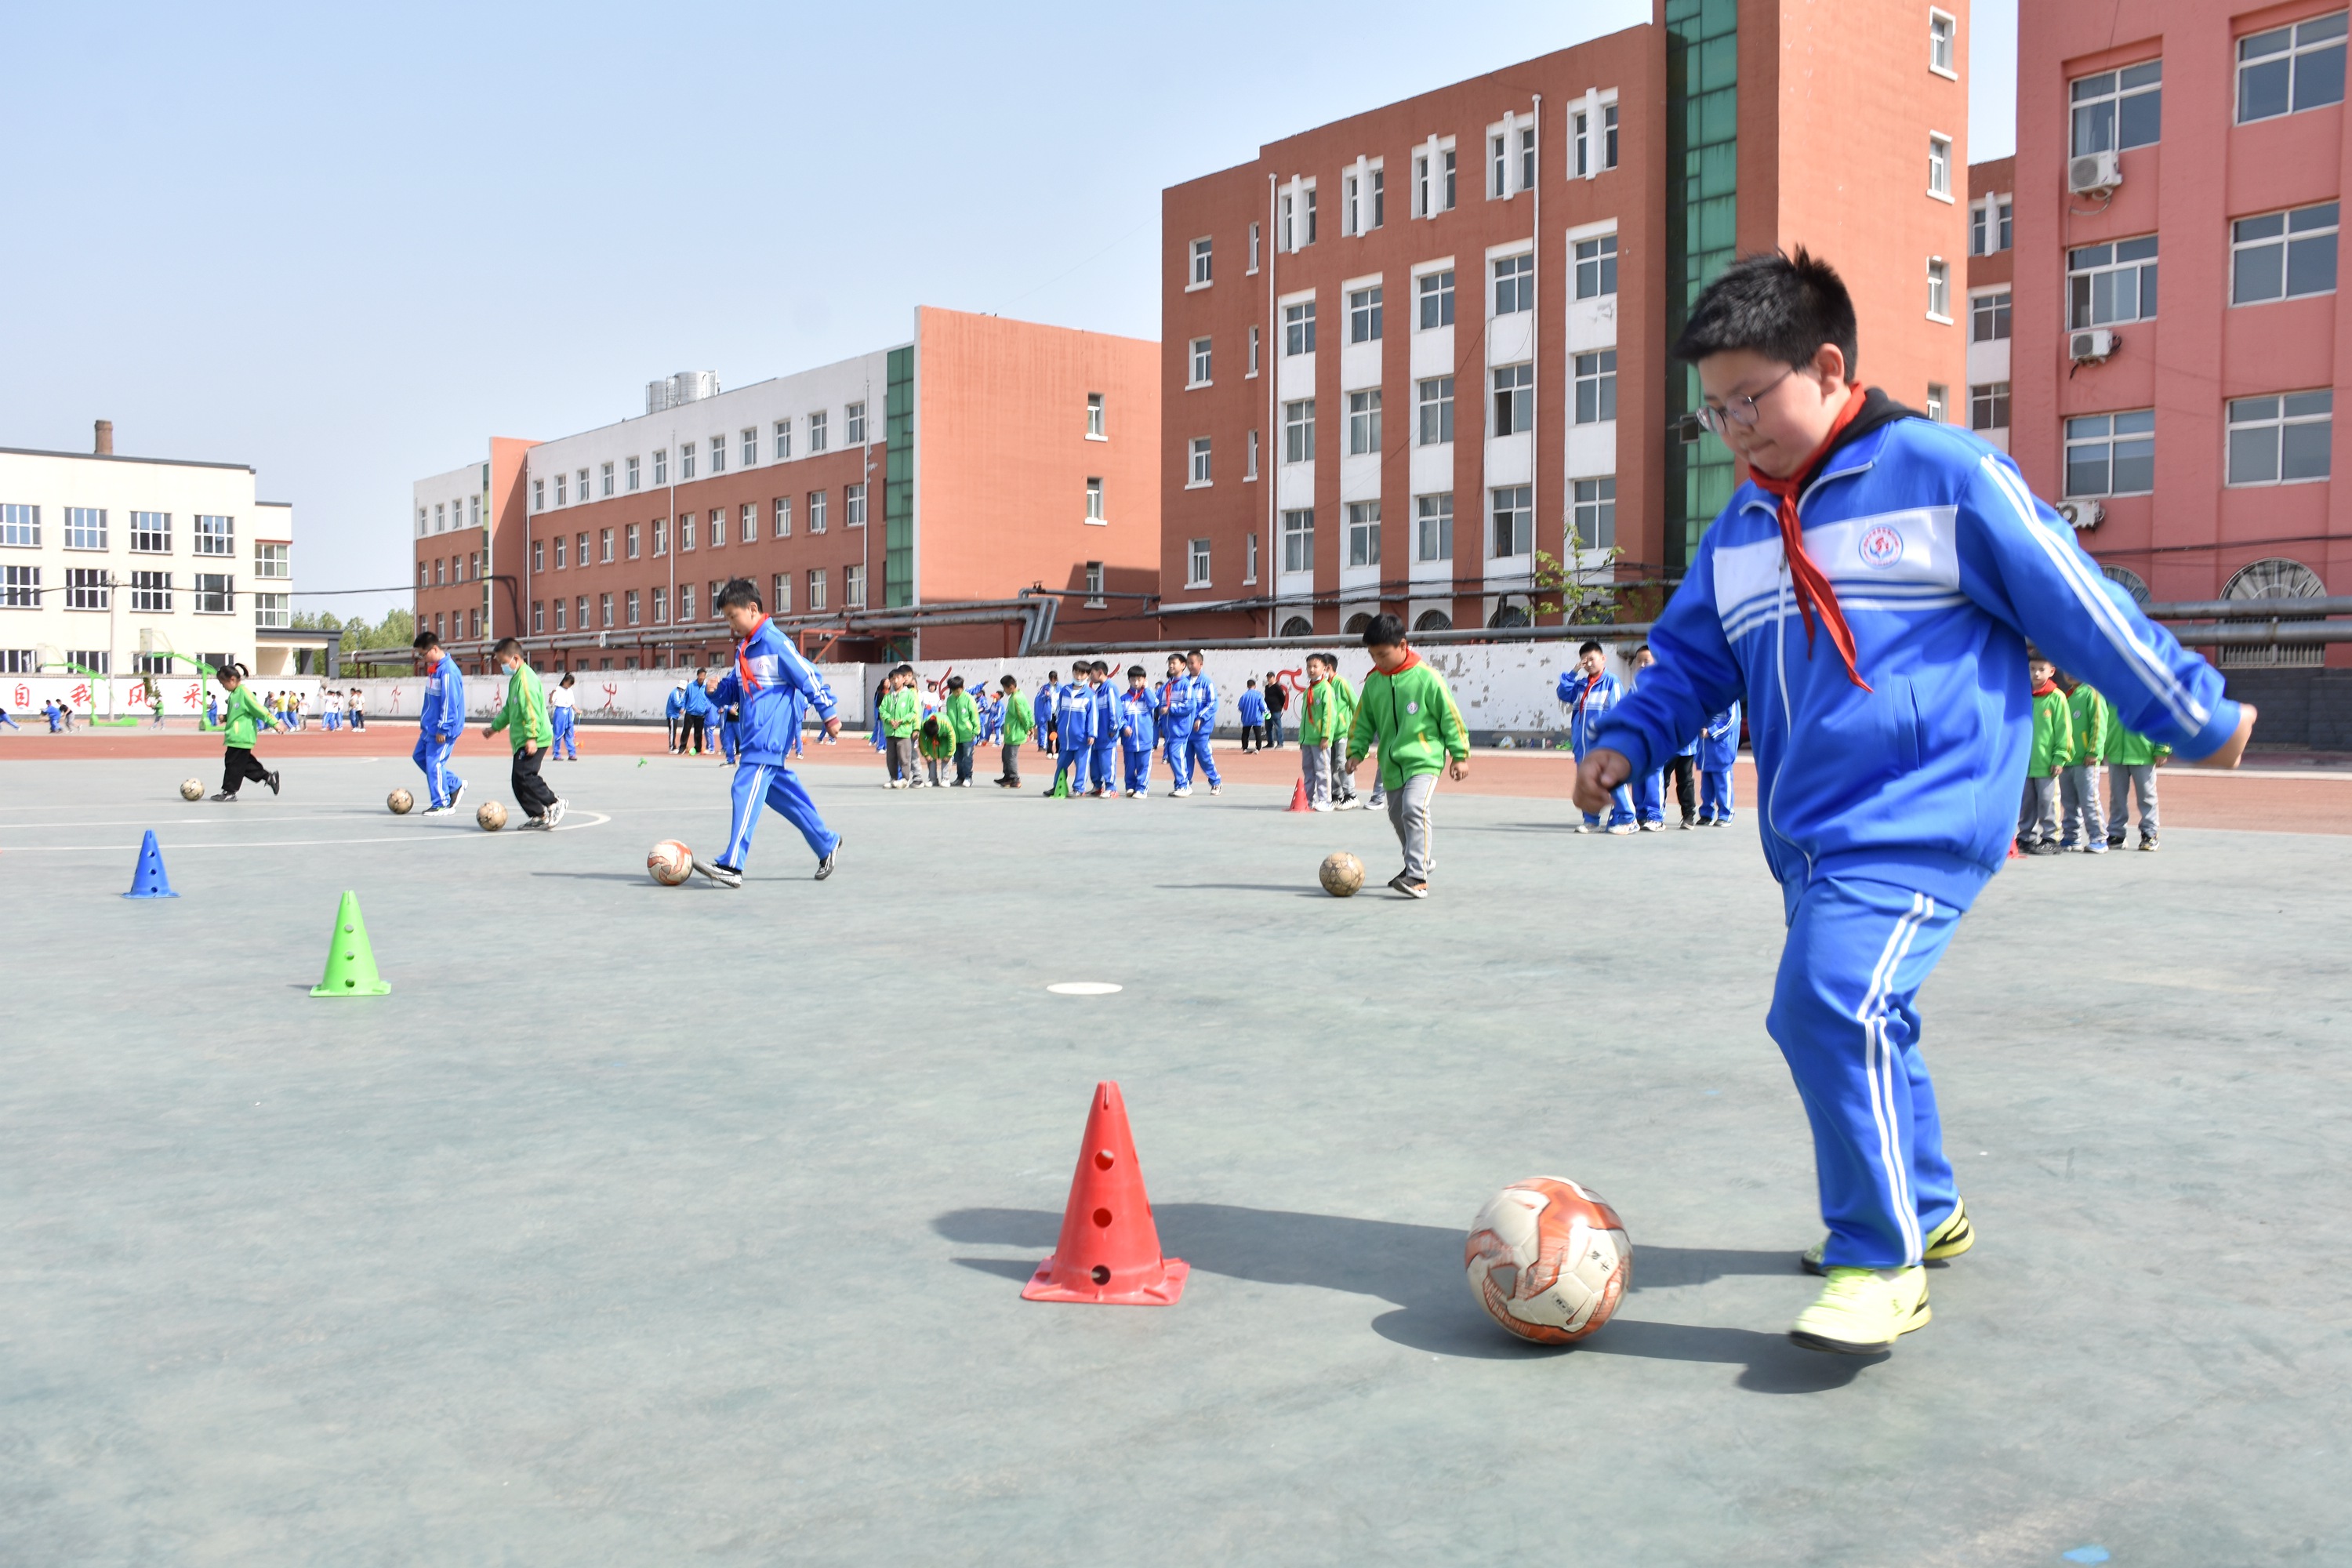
top-left (2020, 654), bottom-right (2167, 854)
top-left (401, 631), bottom-right (572, 828)
top-left (1559, 641), bottom-right (1742, 832)
top-left (664, 675), bottom-right (733, 760)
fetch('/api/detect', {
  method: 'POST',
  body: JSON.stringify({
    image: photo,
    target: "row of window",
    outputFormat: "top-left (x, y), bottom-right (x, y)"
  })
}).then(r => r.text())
top-left (508, 404), bottom-right (875, 518)
top-left (0, 564), bottom-right (277, 619)
top-left (1261, 480), bottom-right (1617, 575)
top-left (0, 649), bottom-right (241, 675)
top-left (1, 506), bottom-right (245, 557)
top-left (2065, 16), bottom-right (2347, 162)
top-left (2056, 393), bottom-right (2334, 495)
top-left (425, 489), bottom-right (880, 590)
top-left (528, 568), bottom-right (866, 633)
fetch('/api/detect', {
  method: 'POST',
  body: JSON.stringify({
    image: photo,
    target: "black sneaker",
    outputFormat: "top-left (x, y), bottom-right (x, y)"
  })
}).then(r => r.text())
top-left (815, 840), bottom-right (840, 880)
top-left (267, 771), bottom-right (281, 796)
top-left (2138, 834), bottom-right (2159, 852)
top-left (2028, 840), bottom-right (2062, 856)
top-left (1388, 872), bottom-right (1428, 899)
top-left (2106, 831), bottom-right (2126, 848)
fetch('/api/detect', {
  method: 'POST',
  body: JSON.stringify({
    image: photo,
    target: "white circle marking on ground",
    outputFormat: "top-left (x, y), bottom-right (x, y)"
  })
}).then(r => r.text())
top-left (1045, 982), bottom-right (1123, 996)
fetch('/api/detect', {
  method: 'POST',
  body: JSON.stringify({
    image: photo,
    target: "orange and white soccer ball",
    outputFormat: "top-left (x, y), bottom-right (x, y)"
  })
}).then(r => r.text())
top-left (1465, 1176), bottom-right (1632, 1344)
top-left (647, 839), bottom-right (693, 886)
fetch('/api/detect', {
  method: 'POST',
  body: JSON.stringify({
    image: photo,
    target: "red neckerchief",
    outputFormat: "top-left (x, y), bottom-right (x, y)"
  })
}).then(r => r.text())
top-left (734, 615), bottom-right (771, 691)
top-left (2031, 677), bottom-right (2059, 698)
top-left (1376, 651), bottom-right (1423, 679)
top-left (1747, 387), bottom-right (1875, 691)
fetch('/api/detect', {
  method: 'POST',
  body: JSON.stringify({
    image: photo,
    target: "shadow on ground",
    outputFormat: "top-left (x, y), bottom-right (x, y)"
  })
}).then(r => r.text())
top-left (936, 1203), bottom-right (1875, 1392)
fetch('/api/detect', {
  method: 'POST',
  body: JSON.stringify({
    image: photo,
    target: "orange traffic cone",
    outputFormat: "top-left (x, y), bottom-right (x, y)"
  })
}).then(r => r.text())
top-left (1287, 778), bottom-right (1311, 812)
top-left (1022, 1081), bottom-right (1189, 1306)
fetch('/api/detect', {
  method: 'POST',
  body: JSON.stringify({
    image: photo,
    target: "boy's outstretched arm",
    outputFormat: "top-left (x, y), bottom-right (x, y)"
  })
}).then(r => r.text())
top-left (1579, 551), bottom-right (1744, 811)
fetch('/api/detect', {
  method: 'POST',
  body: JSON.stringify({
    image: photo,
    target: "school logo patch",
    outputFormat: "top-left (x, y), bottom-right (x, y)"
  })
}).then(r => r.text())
top-left (1858, 524), bottom-right (1905, 569)
top-left (1406, 701), bottom-right (1420, 714)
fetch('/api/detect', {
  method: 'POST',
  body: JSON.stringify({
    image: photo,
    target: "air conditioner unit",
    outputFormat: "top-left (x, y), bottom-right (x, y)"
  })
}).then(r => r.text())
top-left (2071, 327), bottom-right (2118, 364)
top-left (2054, 499), bottom-right (2106, 531)
top-left (2069, 150), bottom-right (2122, 197)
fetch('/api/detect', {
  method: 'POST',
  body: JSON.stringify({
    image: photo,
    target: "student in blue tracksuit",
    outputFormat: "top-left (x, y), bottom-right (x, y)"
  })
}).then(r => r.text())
top-left (705, 673), bottom-right (739, 764)
top-left (550, 673), bottom-right (579, 759)
top-left (1087, 661), bottom-right (1119, 798)
top-left (1580, 249), bottom-right (2254, 1355)
top-left (1237, 680), bottom-right (1268, 751)
top-left (1698, 702), bottom-right (1740, 824)
top-left (1155, 654), bottom-right (1192, 793)
top-left (666, 680), bottom-right (689, 753)
top-left (1034, 671), bottom-right (1060, 756)
top-left (1183, 650), bottom-right (1222, 792)
top-left (1049, 667), bottom-right (1093, 793)
top-left (680, 672), bottom-right (713, 755)
top-left (411, 630), bottom-right (467, 814)
top-left (1116, 665), bottom-right (1158, 797)
top-left (694, 579), bottom-right (844, 886)
top-left (1556, 641), bottom-right (1635, 833)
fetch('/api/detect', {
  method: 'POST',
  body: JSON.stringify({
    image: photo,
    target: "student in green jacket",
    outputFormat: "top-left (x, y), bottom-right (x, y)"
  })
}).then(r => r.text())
top-left (2016, 654), bottom-right (2074, 854)
top-left (481, 637), bottom-right (563, 829)
top-left (1344, 615), bottom-right (1471, 898)
top-left (2058, 672), bottom-right (2110, 853)
top-left (879, 669), bottom-right (921, 788)
top-left (996, 674), bottom-right (1033, 788)
top-left (942, 675), bottom-right (982, 788)
top-left (209, 662), bottom-right (286, 800)
top-left (1327, 663), bottom-right (1386, 812)
top-left (2103, 699), bottom-right (2170, 851)
top-left (1298, 654), bottom-right (1344, 811)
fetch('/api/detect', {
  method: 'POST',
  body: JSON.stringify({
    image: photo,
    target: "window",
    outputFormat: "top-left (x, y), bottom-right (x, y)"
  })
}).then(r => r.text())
top-left (1926, 383), bottom-right (1950, 423)
top-left (1973, 289), bottom-right (2013, 341)
top-left (1490, 131), bottom-right (1509, 198)
top-left (767, 575), bottom-right (785, 615)
top-left (2227, 392), bottom-right (2333, 485)
top-left (806, 569), bottom-right (826, 612)
top-left (67, 649), bottom-right (108, 673)
top-left (1928, 135), bottom-right (1951, 198)
top-left (652, 586), bottom-right (666, 623)
top-left (774, 419), bottom-right (791, 461)
top-left (1417, 377), bottom-right (1455, 445)
top-left (1496, 363), bottom-right (1537, 434)
top-left (1, 566), bottom-right (37, 608)
top-left (254, 542), bottom-right (289, 578)
top-left (1188, 538), bottom-right (1211, 587)
top-left (1493, 252), bottom-right (1534, 314)
top-left (1928, 258), bottom-right (1952, 320)
top-left (1414, 145), bottom-right (1457, 216)
top-left (808, 411), bottom-right (828, 452)
top-left (1189, 437), bottom-right (1212, 486)
top-left (2, 504), bottom-right (39, 546)
top-left (774, 495), bottom-right (792, 537)
top-left (2063, 410), bottom-right (2157, 495)
top-left (846, 401), bottom-right (866, 444)
top-left (532, 539), bottom-right (544, 572)
top-left (1191, 236), bottom-right (1213, 285)
top-left (2238, 14), bottom-right (2346, 123)
top-left (554, 535), bottom-right (568, 569)
top-left (1348, 286), bottom-right (1383, 343)
top-left (553, 598), bottom-right (566, 631)
top-left (1571, 352), bottom-right (1617, 426)
top-left (1249, 221), bottom-right (1262, 272)
top-left (576, 531), bottom-right (589, 565)
top-left (808, 490), bottom-right (827, 532)
top-left (434, 557), bottom-right (446, 586)
top-left (845, 564), bottom-right (866, 609)
top-left (599, 593), bottom-right (613, 629)
top-left (1283, 400), bottom-right (1316, 463)
top-left (1086, 476), bottom-right (1105, 521)
top-left (2072, 61), bottom-right (2163, 153)
top-left (1247, 428), bottom-right (1261, 480)
top-left (1343, 168), bottom-right (1383, 234)
top-left (625, 522), bottom-right (640, 559)
top-left (603, 461), bottom-right (615, 497)
top-left (1347, 390), bottom-right (1382, 455)
top-left (741, 430), bottom-right (757, 468)
top-left (434, 503), bottom-right (445, 534)
top-left (1246, 532), bottom-right (1260, 583)
top-left (1574, 235), bottom-right (1617, 299)
top-left (1284, 300), bottom-right (1317, 355)
top-left (2233, 203), bottom-right (2339, 303)
top-left (1573, 477), bottom-right (1617, 549)
top-left (676, 583), bottom-right (693, 622)
top-left (600, 528), bottom-right (615, 563)
top-left (130, 512), bottom-right (169, 553)
top-left (1930, 9), bottom-right (1957, 75)
top-left (194, 515), bottom-right (233, 557)
top-left (708, 508), bottom-right (726, 547)
top-left (1418, 269), bottom-right (1456, 328)
top-left (532, 601), bottom-right (544, 633)
top-left (1416, 493), bottom-right (1454, 560)
top-left (193, 572), bottom-right (230, 614)
top-left (254, 593), bottom-right (289, 630)
top-left (681, 514), bottom-right (696, 550)
top-left (846, 483), bottom-right (867, 528)
top-left (1521, 125), bottom-right (1537, 191)
top-left (681, 442), bottom-right (697, 480)
top-left (532, 478), bottom-right (546, 511)
top-left (1282, 509), bottom-right (1314, 572)
top-left (625, 588), bottom-right (641, 626)
top-left (1345, 501), bottom-right (1381, 567)
top-left (653, 517), bottom-right (668, 555)
top-left (130, 569), bottom-right (170, 612)
top-left (2068, 237), bottom-right (2157, 327)
top-left (1248, 325), bottom-right (1261, 376)
top-left (1491, 485), bottom-right (1532, 557)
top-left (653, 448), bottom-right (668, 485)
top-left (554, 473), bottom-right (567, 506)
top-left (1189, 337), bottom-right (1213, 385)
top-left (65, 508), bottom-right (107, 550)
top-left (1087, 392), bottom-right (1105, 436)
top-left (1084, 562), bottom-right (1105, 604)
top-left (707, 437), bottom-right (724, 475)
top-left (1971, 383), bottom-right (2012, 430)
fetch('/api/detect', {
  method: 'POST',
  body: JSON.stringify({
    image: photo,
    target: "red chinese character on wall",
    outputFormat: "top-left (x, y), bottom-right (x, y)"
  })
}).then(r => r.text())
top-left (11, 684), bottom-right (26, 708)
top-left (69, 682), bottom-right (91, 708)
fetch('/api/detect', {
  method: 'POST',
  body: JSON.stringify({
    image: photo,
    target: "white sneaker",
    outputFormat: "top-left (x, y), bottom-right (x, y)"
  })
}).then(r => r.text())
top-left (1311, 801), bottom-right (1333, 813)
top-left (420, 804), bottom-right (448, 817)
top-left (1335, 797), bottom-right (1362, 811)
top-left (1173, 786), bottom-right (1192, 798)
top-left (1208, 786), bottom-right (1221, 796)
top-left (1573, 823), bottom-right (1593, 834)
top-left (1607, 823), bottom-right (1637, 836)
top-left (1639, 820), bottom-right (1664, 833)
top-left (546, 798), bottom-right (567, 828)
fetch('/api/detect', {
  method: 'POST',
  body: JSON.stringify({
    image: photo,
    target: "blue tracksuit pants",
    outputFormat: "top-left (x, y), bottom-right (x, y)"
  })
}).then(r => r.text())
top-left (413, 735), bottom-right (464, 808)
top-left (1090, 738), bottom-right (1116, 792)
top-left (1054, 740), bottom-right (1089, 793)
top-left (720, 760), bottom-right (837, 868)
top-left (1186, 728), bottom-right (1221, 788)
top-left (719, 718), bottom-right (739, 764)
top-left (1700, 768), bottom-right (1735, 821)
top-left (1768, 876), bottom-right (1963, 1272)
top-left (551, 708), bottom-right (577, 758)
top-left (1122, 745), bottom-right (1151, 793)
top-left (1162, 731), bottom-right (1189, 787)
top-left (1572, 741), bottom-right (1635, 827)
top-left (1634, 770), bottom-right (1664, 824)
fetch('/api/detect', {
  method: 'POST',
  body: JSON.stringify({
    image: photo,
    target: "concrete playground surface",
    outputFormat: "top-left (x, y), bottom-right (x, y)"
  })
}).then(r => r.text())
top-left (1, 753), bottom-right (2345, 1566)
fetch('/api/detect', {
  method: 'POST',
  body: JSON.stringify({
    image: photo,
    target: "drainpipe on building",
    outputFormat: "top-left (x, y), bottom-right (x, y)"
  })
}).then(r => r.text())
top-left (1266, 170), bottom-right (1279, 640)
top-left (666, 424), bottom-right (677, 671)
top-left (1529, 92), bottom-right (1541, 628)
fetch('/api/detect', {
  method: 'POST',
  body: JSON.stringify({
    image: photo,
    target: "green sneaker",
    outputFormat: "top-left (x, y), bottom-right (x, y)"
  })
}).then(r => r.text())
top-left (1790, 1266), bottom-right (1931, 1355)
top-left (1801, 1197), bottom-right (1973, 1276)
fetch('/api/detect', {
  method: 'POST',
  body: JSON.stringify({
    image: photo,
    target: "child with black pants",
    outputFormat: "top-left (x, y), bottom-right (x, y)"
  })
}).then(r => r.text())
top-left (211, 664), bottom-right (285, 800)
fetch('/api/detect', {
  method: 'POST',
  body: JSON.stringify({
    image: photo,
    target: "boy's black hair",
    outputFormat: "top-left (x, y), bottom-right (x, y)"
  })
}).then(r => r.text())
top-left (946, 675), bottom-right (964, 691)
top-left (716, 578), bottom-right (762, 612)
top-left (1246, 677), bottom-right (1258, 686)
top-left (492, 636), bottom-right (522, 658)
top-left (1672, 247), bottom-right (1860, 379)
top-left (1046, 668), bottom-right (1059, 680)
top-left (1185, 648), bottom-right (1205, 662)
top-left (1126, 663), bottom-right (1148, 680)
top-left (1361, 612), bottom-right (1406, 648)
top-left (1311, 651), bottom-right (1338, 670)
top-left (411, 632), bottom-right (441, 652)
top-left (1632, 643), bottom-right (1653, 659)
top-left (1000, 673), bottom-right (1019, 688)
top-left (1577, 639), bottom-right (1604, 657)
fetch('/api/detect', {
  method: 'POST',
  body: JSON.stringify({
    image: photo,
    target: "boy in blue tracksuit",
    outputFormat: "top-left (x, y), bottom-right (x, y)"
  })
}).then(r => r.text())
top-left (1183, 650), bottom-right (1222, 792)
top-left (1155, 654), bottom-right (1193, 793)
top-left (1034, 672), bottom-right (1059, 757)
top-left (1698, 703), bottom-right (1740, 824)
top-left (666, 680), bottom-right (688, 752)
top-left (694, 579), bottom-right (844, 886)
top-left (1116, 665), bottom-right (1158, 797)
top-left (1087, 661), bottom-right (1119, 797)
top-left (1580, 250), bottom-right (2253, 1355)
top-left (680, 673), bottom-right (713, 755)
top-left (1049, 667), bottom-right (1093, 794)
top-left (411, 631), bottom-right (467, 814)
top-left (1556, 641), bottom-right (1635, 833)
top-left (1238, 679), bottom-right (1268, 751)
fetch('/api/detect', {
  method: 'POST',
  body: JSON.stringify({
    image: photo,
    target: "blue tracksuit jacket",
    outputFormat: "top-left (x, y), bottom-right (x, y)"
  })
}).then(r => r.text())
top-left (1032, 688), bottom-right (1057, 750)
top-left (1186, 673), bottom-right (1217, 734)
top-left (1238, 688), bottom-right (1267, 726)
top-left (1700, 704), bottom-right (1741, 772)
top-left (1117, 689), bottom-right (1157, 752)
top-left (708, 617), bottom-right (838, 764)
top-left (419, 658), bottom-right (466, 740)
top-left (1555, 670), bottom-right (1624, 757)
top-left (681, 682), bottom-right (712, 718)
top-left (1089, 681), bottom-right (1119, 778)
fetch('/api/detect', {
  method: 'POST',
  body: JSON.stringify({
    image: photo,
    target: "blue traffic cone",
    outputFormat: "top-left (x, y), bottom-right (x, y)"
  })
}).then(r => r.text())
top-left (122, 830), bottom-right (178, 898)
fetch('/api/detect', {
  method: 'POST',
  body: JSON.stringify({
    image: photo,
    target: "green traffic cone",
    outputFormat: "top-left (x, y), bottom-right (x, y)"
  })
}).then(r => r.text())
top-left (310, 891), bottom-right (391, 996)
top-left (1048, 770), bottom-right (1069, 798)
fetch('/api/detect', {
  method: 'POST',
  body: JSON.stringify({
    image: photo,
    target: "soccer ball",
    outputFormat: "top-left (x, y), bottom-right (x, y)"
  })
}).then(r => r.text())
top-left (476, 800), bottom-right (508, 832)
top-left (1465, 1176), bottom-right (1633, 1345)
top-left (387, 789), bottom-right (414, 815)
top-left (1319, 851), bottom-right (1365, 898)
top-left (647, 840), bottom-right (693, 885)
top-left (179, 779), bottom-right (204, 801)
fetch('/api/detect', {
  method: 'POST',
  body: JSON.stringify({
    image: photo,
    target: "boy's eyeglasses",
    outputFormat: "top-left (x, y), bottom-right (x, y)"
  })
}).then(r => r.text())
top-left (1693, 366), bottom-right (1797, 435)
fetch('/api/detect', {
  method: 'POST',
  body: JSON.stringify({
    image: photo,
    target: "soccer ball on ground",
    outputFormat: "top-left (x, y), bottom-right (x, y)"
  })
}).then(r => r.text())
top-left (476, 800), bottom-right (508, 832)
top-left (179, 779), bottom-right (204, 801)
top-left (647, 840), bottom-right (693, 886)
top-left (1319, 851), bottom-right (1365, 898)
top-left (387, 789), bottom-right (414, 815)
top-left (1465, 1176), bottom-right (1632, 1345)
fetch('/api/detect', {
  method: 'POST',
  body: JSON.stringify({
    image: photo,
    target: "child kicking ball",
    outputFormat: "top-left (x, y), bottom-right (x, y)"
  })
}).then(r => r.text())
top-left (1342, 615), bottom-right (1468, 898)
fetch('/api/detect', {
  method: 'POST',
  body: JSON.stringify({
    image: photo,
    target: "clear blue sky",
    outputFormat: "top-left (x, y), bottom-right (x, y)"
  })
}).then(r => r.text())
top-left (0, 1), bottom-right (2014, 622)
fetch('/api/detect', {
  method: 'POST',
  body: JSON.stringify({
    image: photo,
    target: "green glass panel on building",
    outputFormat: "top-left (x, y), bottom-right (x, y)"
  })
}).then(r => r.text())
top-left (884, 346), bottom-right (914, 608)
top-left (1665, 0), bottom-right (1739, 572)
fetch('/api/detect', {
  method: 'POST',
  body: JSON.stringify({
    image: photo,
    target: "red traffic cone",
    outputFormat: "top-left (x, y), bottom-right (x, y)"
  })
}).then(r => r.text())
top-left (1022, 1081), bottom-right (1189, 1306)
top-left (1287, 777), bottom-right (1311, 812)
